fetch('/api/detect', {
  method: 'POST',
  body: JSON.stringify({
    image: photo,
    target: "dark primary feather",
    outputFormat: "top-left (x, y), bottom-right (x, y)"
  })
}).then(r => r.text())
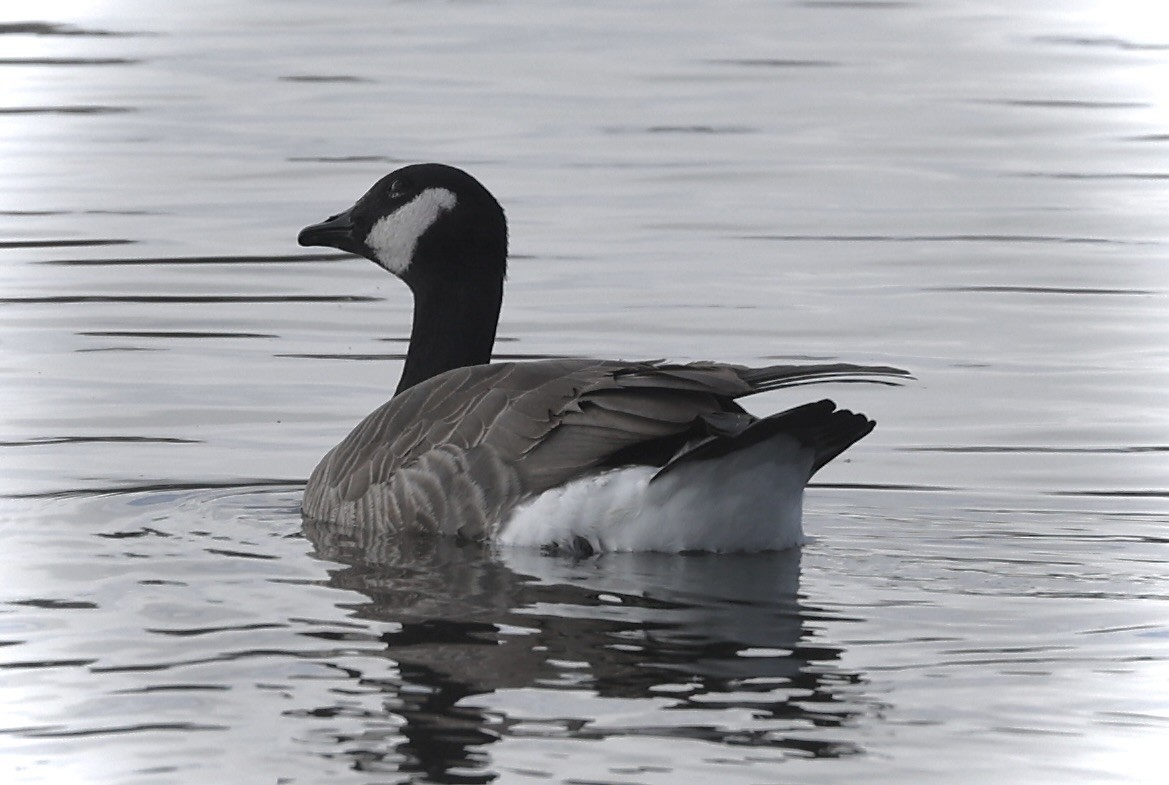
top-left (651, 399), bottom-right (874, 482)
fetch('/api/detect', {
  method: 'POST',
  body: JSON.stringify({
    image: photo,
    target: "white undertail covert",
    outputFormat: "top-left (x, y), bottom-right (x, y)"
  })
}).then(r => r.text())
top-left (498, 434), bottom-right (814, 553)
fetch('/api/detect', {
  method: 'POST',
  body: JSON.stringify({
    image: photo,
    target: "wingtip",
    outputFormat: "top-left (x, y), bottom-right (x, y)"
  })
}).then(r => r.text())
top-left (739, 362), bottom-right (914, 392)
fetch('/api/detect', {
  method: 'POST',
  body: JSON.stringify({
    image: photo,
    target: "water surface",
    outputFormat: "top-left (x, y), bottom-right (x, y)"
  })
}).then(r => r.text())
top-left (1, 1), bottom-right (1167, 783)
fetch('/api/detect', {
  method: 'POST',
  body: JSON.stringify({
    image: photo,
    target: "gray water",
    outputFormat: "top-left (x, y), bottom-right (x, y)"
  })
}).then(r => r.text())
top-left (2, 1), bottom-right (1168, 782)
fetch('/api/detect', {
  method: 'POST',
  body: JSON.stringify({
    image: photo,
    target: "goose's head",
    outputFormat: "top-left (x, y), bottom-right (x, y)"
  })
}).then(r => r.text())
top-left (297, 163), bottom-right (507, 290)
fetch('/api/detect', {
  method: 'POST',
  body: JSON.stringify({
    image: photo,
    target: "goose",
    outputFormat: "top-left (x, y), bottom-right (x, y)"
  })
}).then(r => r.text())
top-left (297, 163), bottom-right (905, 554)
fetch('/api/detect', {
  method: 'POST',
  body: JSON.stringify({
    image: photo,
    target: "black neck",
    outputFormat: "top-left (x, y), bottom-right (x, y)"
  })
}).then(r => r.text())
top-left (395, 274), bottom-right (503, 395)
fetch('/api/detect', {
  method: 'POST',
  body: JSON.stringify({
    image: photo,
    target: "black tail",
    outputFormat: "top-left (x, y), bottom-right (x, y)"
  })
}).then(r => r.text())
top-left (777, 400), bottom-right (875, 474)
top-left (651, 399), bottom-right (874, 482)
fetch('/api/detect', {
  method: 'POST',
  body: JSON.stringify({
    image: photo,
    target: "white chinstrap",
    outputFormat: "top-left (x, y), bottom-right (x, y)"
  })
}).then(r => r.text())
top-left (365, 187), bottom-right (458, 275)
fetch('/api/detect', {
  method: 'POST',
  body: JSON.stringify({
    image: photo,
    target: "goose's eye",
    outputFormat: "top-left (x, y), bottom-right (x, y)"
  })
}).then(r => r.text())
top-left (387, 178), bottom-right (410, 200)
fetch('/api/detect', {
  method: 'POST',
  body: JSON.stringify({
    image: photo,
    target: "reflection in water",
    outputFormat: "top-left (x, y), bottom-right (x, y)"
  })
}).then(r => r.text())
top-left (303, 520), bottom-right (875, 781)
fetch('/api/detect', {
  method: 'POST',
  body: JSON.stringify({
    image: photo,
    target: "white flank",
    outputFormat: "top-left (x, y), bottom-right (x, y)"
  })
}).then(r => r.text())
top-left (498, 434), bottom-right (815, 553)
top-left (365, 187), bottom-right (458, 275)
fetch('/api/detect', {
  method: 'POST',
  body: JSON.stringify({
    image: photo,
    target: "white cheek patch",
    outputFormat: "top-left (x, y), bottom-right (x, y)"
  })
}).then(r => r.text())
top-left (364, 187), bottom-right (458, 275)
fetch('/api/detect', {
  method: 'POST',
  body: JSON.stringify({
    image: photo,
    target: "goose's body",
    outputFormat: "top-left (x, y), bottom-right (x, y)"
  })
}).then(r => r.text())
top-left (298, 164), bottom-right (903, 554)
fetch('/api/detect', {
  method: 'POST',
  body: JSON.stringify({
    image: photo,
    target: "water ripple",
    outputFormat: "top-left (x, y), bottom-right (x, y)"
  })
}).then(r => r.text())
top-left (1054, 489), bottom-right (1169, 499)
top-left (8, 599), bottom-right (98, 610)
top-left (0, 57), bottom-right (141, 66)
top-left (279, 75), bottom-right (373, 83)
top-left (906, 445), bottom-right (1169, 454)
top-left (934, 285), bottom-right (1157, 296)
top-left (279, 351), bottom-right (572, 361)
top-left (744, 232), bottom-right (1142, 245)
top-left (0, 658), bottom-right (97, 670)
top-left (16, 722), bottom-right (227, 738)
top-left (0, 22), bottom-right (143, 37)
top-left (812, 481), bottom-right (959, 492)
top-left (0, 436), bottom-right (200, 447)
top-left (992, 99), bottom-right (1149, 110)
top-left (41, 252), bottom-right (347, 266)
top-left (1016, 171), bottom-right (1169, 180)
top-left (1034, 35), bottom-right (1169, 52)
top-left (288, 155), bottom-right (411, 163)
top-left (797, 1), bottom-right (914, 8)
top-left (706, 58), bottom-right (838, 68)
top-left (605, 124), bottom-right (755, 135)
top-left (145, 623), bottom-right (288, 637)
top-left (3, 479), bottom-right (301, 501)
top-left (77, 330), bottom-right (278, 339)
top-left (0, 105), bottom-right (136, 115)
top-left (0, 294), bottom-right (380, 305)
top-left (0, 238), bottom-right (134, 249)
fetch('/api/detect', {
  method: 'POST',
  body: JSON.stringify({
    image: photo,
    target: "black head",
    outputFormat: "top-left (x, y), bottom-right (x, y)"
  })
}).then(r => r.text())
top-left (297, 163), bottom-right (507, 290)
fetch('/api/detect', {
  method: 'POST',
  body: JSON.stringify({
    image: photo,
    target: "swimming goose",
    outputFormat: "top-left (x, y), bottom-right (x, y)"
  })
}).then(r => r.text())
top-left (297, 163), bottom-right (905, 554)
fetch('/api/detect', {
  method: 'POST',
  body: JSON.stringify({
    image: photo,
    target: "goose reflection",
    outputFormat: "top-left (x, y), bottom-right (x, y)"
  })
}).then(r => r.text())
top-left (302, 520), bottom-right (873, 780)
